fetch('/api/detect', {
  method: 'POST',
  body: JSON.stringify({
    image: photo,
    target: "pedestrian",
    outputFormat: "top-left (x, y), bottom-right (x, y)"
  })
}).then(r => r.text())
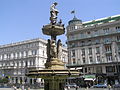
top-left (67, 86), bottom-right (70, 90)
top-left (27, 87), bottom-right (30, 90)
top-left (108, 84), bottom-right (111, 90)
top-left (12, 85), bottom-right (17, 90)
top-left (75, 86), bottom-right (79, 90)
top-left (64, 86), bottom-right (67, 90)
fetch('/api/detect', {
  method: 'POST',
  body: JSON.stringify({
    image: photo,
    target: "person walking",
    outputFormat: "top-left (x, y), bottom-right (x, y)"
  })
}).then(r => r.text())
top-left (75, 86), bottom-right (79, 90)
top-left (12, 85), bottom-right (17, 90)
top-left (28, 87), bottom-right (30, 90)
top-left (108, 84), bottom-right (111, 90)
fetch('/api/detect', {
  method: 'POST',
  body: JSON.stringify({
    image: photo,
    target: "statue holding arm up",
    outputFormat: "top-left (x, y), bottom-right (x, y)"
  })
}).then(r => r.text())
top-left (50, 2), bottom-right (59, 24)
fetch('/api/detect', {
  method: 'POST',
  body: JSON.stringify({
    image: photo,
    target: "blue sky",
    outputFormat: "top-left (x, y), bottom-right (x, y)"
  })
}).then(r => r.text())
top-left (0, 0), bottom-right (120, 45)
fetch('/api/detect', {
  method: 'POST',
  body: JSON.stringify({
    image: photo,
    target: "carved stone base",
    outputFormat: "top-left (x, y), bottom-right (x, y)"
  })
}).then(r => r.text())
top-left (45, 58), bottom-right (64, 69)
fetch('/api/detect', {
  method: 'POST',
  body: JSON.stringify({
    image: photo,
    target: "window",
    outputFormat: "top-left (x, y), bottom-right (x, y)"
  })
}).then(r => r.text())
top-left (89, 57), bottom-right (93, 63)
top-left (106, 66), bottom-right (115, 72)
top-left (21, 52), bottom-right (24, 57)
top-left (72, 50), bottom-right (75, 57)
top-left (81, 41), bottom-right (85, 46)
top-left (71, 43), bottom-right (75, 47)
top-left (116, 26), bottom-right (120, 32)
top-left (96, 47), bottom-right (100, 54)
top-left (117, 36), bottom-right (120, 41)
top-left (106, 55), bottom-right (112, 61)
top-left (87, 31), bottom-right (91, 34)
top-left (80, 33), bottom-right (85, 38)
top-left (104, 38), bottom-right (111, 43)
top-left (95, 39), bottom-right (100, 44)
top-left (73, 58), bottom-right (76, 64)
top-left (82, 57), bottom-right (85, 63)
top-left (88, 48), bottom-right (92, 55)
top-left (105, 45), bottom-right (112, 52)
top-left (81, 48), bottom-right (85, 56)
top-left (116, 26), bottom-right (120, 30)
top-left (88, 40), bottom-right (92, 45)
top-left (25, 51), bottom-right (28, 56)
top-left (97, 56), bottom-right (100, 62)
top-left (75, 26), bottom-right (77, 29)
top-left (43, 50), bottom-right (44, 56)
top-left (103, 28), bottom-right (109, 33)
top-left (96, 66), bottom-right (102, 73)
top-left (85, 68), bottom-right (87, 73)
top-left (32, 50), bottom-right (37, 55)
top-left (94, 30), bottom-right (98, 36)
top-left (17, 52), bottom-right (19, 58)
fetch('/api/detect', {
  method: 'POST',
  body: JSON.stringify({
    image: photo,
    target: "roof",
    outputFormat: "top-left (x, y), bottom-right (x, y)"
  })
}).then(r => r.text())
top-left (83, 14), bottom-right (120, 26)
top-left (68, 16), bottom-right (82, 25)
top-left (0, 38), bottom-right (47, 48)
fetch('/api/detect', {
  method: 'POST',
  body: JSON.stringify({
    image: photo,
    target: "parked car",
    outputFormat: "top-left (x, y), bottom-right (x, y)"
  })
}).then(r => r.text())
top-left (113, 84), bottom-right (120, 88)
top-left (93, 83), bottom-right (107, 88)
top-left (66, 83), bottom-right (77, 88)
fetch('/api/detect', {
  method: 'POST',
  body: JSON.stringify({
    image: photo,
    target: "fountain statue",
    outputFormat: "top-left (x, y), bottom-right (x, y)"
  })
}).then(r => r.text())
top-left (26, 2), bottom-right (80, 90)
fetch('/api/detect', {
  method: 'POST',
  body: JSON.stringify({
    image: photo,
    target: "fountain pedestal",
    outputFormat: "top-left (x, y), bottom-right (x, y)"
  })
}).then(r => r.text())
top-left (26, 2), bottom-right (80, 90)
top-left (27, 69), bottom-right (79, 90)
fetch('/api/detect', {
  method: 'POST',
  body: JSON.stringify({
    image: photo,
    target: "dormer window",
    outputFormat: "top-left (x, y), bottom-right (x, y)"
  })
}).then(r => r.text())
top-left (75, 26), bottom-right (78, 29)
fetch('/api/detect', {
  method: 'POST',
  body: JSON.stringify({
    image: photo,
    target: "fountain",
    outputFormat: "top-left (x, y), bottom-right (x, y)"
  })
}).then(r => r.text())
top-left (26, 2), bottom-right (80, 90)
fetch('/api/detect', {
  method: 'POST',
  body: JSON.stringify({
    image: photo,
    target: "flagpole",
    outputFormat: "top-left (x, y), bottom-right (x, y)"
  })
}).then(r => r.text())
top-left (71, 10), bottom-right (76, 18)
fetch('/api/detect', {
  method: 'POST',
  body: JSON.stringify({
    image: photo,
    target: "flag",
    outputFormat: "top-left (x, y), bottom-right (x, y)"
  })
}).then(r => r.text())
top-left (71, 10), bottom-right (75, 14)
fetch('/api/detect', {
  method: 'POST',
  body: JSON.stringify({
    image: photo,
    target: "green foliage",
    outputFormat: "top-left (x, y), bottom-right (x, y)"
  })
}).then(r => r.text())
top-left (0, 77), bottom-right (9, 83)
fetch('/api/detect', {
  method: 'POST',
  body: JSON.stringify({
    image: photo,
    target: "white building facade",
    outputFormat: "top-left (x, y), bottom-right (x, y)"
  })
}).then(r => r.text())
top-left (0, 38), bottom-right (68, 86)
top-left (66, 15), bottom-right (120, 85)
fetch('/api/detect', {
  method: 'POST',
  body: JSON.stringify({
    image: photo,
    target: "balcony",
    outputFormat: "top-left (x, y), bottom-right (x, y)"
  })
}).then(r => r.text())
top-left (68, 29), bottom-right (120, 42)
top-left (104, 41), bottom-right (112, 45)
top-left (105, 51), bottom-right (112, 54)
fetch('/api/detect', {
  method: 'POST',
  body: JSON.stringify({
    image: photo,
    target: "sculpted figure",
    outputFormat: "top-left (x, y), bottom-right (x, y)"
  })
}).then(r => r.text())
top-left (50, 40), bottom-right (57, 58)
top-left (50, 2), bottom-right (59, 24)
top-left (47, 39), bottom-right (51, 61)
top-left (57, 39), bottom-right (62, 59)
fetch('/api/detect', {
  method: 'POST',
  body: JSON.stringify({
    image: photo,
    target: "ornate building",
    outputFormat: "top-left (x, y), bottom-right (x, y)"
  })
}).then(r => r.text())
top-left (0, 38), bottom-right (67, 86)
top-left (66, 15), bottom-right (120, 85)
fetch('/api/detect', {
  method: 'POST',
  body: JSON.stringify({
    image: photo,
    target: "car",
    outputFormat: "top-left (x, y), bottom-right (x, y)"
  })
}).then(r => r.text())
top-left (113, 84), bottom-right (120, 88)
top-left (93, 83), bottom-right (107, 88)
top-left (66, 83), bottom-right (77, 88)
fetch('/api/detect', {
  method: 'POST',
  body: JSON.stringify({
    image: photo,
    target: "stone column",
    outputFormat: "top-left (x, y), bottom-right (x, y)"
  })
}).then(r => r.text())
top-left (32, 78), bottom-right (34, 84)
top-left (22, 77), bottom-right (25, 84)
top-left (44, 76), bottom-right (66, 90)
top-left (27, 78), bottom-right (30, 84)
top-left (14, 77), bottom-right (16, 84)
top-left (18, 77), bottom-right (20, 83)
top-left (112, 42), bottom-right (116, 61)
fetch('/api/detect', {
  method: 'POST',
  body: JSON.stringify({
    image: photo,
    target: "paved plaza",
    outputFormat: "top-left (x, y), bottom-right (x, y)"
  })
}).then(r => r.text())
top-left (0, 88), bottom-right (119, 90)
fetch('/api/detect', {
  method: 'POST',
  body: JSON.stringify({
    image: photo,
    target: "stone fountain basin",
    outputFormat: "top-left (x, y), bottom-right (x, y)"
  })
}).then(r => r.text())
top-left (26, 69), bottom-right (80, 79)
top-left (42, 24), bottom-right (65, 36)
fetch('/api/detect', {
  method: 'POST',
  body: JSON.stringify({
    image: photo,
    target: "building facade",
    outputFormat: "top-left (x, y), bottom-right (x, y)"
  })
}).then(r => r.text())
top-left (0, 38), bottom-right (68, 86)
top-left (66, 15), bottom-right (120, 85)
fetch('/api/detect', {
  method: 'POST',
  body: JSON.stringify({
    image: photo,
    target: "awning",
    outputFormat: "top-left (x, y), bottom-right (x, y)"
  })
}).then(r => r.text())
top-left (67, 77), bottom-right (76, 79)
top-left (84, 75), bottom-right (96, 81)
top-left (84, 75), bottom-right (95, 78)
top-left (84, 78), bottom-right (96, 81)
